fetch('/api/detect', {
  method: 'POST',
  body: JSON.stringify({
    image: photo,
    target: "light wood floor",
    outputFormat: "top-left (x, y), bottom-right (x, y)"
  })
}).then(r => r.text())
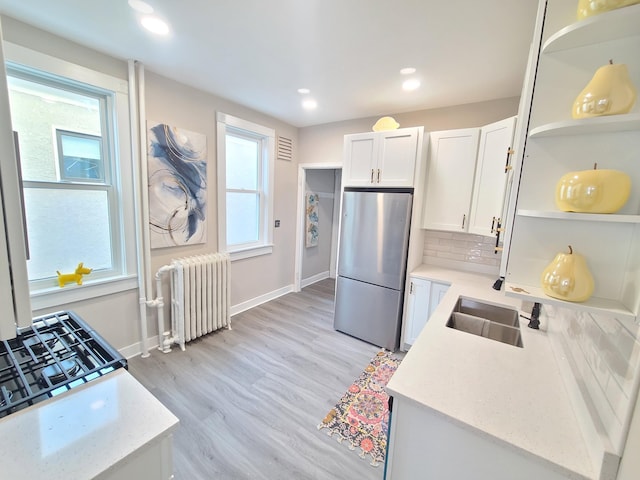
top-left (128, 278), bottom-right (387, 480)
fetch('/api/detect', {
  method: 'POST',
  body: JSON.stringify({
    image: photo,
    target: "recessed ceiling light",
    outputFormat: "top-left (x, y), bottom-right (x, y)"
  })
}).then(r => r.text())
top-left (302, 99), bottom-right (318, 110)
top-left (400, 67), bottom-right (416, 75)
top-left (297, 88), bottom-right (310, 94)
top-left (402, 78), bottom-right (421, 91)
top-left (128, 0), bottom-right (154, 14)
top-left (141, 15), bottom-right (170, 35)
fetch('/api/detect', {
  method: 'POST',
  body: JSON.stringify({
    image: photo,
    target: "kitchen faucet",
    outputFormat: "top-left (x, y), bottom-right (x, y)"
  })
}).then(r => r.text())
top-left (519, 302), bottom-right (541, 329)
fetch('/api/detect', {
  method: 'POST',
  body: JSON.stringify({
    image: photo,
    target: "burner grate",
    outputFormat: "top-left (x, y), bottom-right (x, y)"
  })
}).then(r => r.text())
top-left (0, 311), bottom-right (127, 417)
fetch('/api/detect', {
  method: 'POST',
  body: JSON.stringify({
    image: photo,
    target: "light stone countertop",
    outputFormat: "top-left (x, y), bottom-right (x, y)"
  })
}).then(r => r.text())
top-left (387, 264), bottom-right (595, 480)
top-left (0, 368), bottom-right (179, 480)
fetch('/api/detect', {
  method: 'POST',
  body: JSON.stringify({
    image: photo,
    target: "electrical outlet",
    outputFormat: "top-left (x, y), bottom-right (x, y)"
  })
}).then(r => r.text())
top-left (274, 220), bottom-right (281, 227)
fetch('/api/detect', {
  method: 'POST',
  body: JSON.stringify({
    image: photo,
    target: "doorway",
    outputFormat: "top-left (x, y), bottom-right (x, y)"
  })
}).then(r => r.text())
top-left (294, 163), bottom-right (342, 292)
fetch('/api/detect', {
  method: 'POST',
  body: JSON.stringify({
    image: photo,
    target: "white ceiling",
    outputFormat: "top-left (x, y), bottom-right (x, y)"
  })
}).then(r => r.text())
top-left (0, 0), bottom-right (539, 128)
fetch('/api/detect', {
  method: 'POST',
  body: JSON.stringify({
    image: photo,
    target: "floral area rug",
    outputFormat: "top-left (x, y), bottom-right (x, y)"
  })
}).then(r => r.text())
top-left (317, 350), bottom-right (402, 467)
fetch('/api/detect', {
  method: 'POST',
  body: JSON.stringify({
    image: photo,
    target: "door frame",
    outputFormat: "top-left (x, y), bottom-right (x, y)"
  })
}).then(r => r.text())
top-left (294, 163), bottom-right (342, 292)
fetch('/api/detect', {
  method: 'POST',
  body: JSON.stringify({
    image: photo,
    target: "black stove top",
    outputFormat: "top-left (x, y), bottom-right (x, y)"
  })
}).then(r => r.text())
top-left (0, 311), bottom-right (127, 418)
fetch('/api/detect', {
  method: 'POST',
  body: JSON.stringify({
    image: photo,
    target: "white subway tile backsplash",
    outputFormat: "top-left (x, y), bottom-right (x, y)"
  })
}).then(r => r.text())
top-left (423, 230), bottom-right (500, 270)
top-left (548, 303), bottom-right (640, 454)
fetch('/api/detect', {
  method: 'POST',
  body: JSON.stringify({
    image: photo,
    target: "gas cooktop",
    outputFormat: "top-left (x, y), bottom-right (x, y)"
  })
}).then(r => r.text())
top-left (0, 311), bottom-right (127, 417)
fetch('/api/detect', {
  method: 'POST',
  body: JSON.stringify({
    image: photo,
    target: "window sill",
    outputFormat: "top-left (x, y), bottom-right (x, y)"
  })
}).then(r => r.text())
top-left (30, 274), bottom-right (139, 311)
top-left (229, 244), bottom-right (273, 261)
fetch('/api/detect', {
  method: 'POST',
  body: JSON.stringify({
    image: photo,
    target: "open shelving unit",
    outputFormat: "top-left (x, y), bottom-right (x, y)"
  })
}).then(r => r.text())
top-left (505, 2), bottom-right (640, 322)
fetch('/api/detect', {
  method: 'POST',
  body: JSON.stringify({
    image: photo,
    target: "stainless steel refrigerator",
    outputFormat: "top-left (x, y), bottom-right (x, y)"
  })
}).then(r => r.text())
top-left (334, 188), bottom-right (413, 351)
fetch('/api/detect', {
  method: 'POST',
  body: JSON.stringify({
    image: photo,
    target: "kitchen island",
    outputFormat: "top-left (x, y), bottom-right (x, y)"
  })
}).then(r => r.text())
top-left (386, 265), bottom-right (607, 480)
top-left (0, 369), bottom-right (179, 480)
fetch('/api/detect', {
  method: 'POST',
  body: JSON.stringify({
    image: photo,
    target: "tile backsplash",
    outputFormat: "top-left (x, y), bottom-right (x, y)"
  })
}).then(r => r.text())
top-left (423, 230), bottom-right (501, 274)
top-left (545, 304), bottom-right (640, 455)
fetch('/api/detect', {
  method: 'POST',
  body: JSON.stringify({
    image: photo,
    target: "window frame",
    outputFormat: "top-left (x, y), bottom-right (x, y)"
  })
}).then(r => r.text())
top-left (55, 128), bottom-right (105, 182)
top-left (216, 112), bottom-right (275, 261)
top-left (4, 42), bottom-right (138, 310)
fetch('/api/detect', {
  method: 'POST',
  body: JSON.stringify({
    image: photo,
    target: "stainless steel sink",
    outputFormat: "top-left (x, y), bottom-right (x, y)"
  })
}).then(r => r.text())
top-left (446, 298), bottom-right (523, 348)
top-left (452, 297), bottom-right (519, 327)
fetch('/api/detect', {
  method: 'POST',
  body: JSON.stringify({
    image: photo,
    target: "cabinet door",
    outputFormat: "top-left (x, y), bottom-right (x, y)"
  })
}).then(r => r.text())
top-left (343, 132), bottom-right (377, 187)
top-left (429, 282), bottom-right (450, 316)
top-left (468, 117), bottom-right (517, 236)
top-left (404, 278), bottom-right (431, 346)
top-left (377, 129), bottom-right (419, 187)
top-left (422, 128), bottom-right (479, 231)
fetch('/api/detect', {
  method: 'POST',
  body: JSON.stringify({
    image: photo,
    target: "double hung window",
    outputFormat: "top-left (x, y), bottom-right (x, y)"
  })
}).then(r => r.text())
top-left (4, 45), bottom-right (136, 307)
top-left (217, 112), bottom-right (274, 260)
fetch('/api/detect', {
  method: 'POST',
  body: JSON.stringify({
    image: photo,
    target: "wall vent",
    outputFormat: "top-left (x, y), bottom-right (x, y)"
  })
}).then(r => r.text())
top-left (277, 136), bottom-right (293, 161)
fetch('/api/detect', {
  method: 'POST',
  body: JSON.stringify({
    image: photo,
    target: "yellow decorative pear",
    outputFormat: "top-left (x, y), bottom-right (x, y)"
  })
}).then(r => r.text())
top-left (572, 61), bottom-right (637, 119)
top-left (555, 163), bottom-right (631, 213)
top-left (577, 0), bottom-right (640, 20)
top-left (372, 116), bottom-right (400, 132)
top-left (541, 246), bottom-right (594, 302)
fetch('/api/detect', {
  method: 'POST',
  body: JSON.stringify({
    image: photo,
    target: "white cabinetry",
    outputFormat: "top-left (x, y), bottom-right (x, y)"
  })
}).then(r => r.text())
top-left (403, 276), bottom-right (449, 347)
top-left (468, 116), bottom-right (517, 236)
top-left (505, 1), bottom-right (640, 321)
top-left (386, 397), bottom-right (573, 480)
top-left (422, 119), bottom-right (516, 236)
top-left (343, 127), bottom-right (420, 187)
top-left (422, 128), bottom-right (479, 231)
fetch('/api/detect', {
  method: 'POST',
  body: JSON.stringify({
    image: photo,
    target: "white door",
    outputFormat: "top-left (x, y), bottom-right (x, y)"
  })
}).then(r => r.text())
top-left (377, 128), bottom-right (419, 187)
top-left (422, 128), bottom-right (479, 231)
top-left (0, 34), bottom-right (32, 339)
top-left (404, 277), bottom-right (431, 346)
top-left (343, 132), bottom-right (377, 186)
top-left (468, 116), bottom-right (517, 236)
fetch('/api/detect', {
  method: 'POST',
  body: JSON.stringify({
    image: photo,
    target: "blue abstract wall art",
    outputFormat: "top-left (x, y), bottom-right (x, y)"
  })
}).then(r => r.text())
top-left (147, 122), bottom-right (207, 248)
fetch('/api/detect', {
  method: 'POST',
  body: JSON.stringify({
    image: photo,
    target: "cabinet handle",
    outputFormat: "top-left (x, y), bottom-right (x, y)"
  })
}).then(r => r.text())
top-left (409, 282), bottom-right (414, 294)
top-left (490, 216), bottom-right (496, 233)
top-left (371, 168), bottom-right (375, 183)
top-left (494, 217), bottom-right (503, 254)
top-left (504, 147), bottom-right (514, 173)
top-left (461, 214), bottom-right (466, 230)
top-left (377, 169), bottom-right (381, 183)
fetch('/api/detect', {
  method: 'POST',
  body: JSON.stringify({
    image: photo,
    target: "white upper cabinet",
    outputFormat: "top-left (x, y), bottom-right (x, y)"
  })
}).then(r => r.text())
top-left (468, 116), bottom-right (517, 236)
top-left (505, 1), bottom-right (640, 321)
top-left (343, 127), bottom-right (420, 187)
top-left (422, 128), bottom-right (479, 231)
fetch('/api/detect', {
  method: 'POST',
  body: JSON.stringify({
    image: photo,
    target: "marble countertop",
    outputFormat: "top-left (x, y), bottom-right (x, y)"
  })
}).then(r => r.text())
top-left (0, 369), bottom-right (179, 480)
top-left (387, 265), bottom-right (595, 479)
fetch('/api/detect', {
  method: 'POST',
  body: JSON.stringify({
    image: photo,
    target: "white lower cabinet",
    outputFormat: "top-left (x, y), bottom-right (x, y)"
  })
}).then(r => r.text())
top-left (403, 277), bottom-right (449, 347)
top-left (385, 398), bottom-right (572, 480)
top-left (97, 434), bottom-right (174, 480)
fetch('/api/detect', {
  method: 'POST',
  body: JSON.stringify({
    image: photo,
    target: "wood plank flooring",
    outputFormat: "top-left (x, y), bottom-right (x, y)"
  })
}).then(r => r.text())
top-left (128, 279), bottom-right (389, 480)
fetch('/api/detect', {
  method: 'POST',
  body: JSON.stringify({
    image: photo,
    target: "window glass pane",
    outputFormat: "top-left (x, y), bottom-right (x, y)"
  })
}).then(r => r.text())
top-left (7, 75), bottom-right (102, 182)
top-left (226, 134), bottom-right (258, 190)
top-left (23, 188), bottom-right (112, 281)
top-left (59, 131), bottom-right (104, 181)
top-left (226, 192), bottom-right (259, 246)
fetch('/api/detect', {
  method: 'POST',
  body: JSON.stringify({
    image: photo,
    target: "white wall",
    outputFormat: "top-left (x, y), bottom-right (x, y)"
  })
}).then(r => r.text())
top-left (298, 97), bottom-right (520, 166)
top-left (2, 15), bottom-right (299, 354)
top-left (545, 304), bottom-right (640, 458)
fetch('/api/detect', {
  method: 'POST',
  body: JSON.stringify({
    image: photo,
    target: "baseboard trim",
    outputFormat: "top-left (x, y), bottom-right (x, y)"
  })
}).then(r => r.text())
top-left (120, 337), bottom-right (160, 359)
top-left (122, 284), bottom-right (296, 359)
top-left (230, 284), bottom-right (295, 317)
top-left (301, 271), bottom-right (330, 288)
